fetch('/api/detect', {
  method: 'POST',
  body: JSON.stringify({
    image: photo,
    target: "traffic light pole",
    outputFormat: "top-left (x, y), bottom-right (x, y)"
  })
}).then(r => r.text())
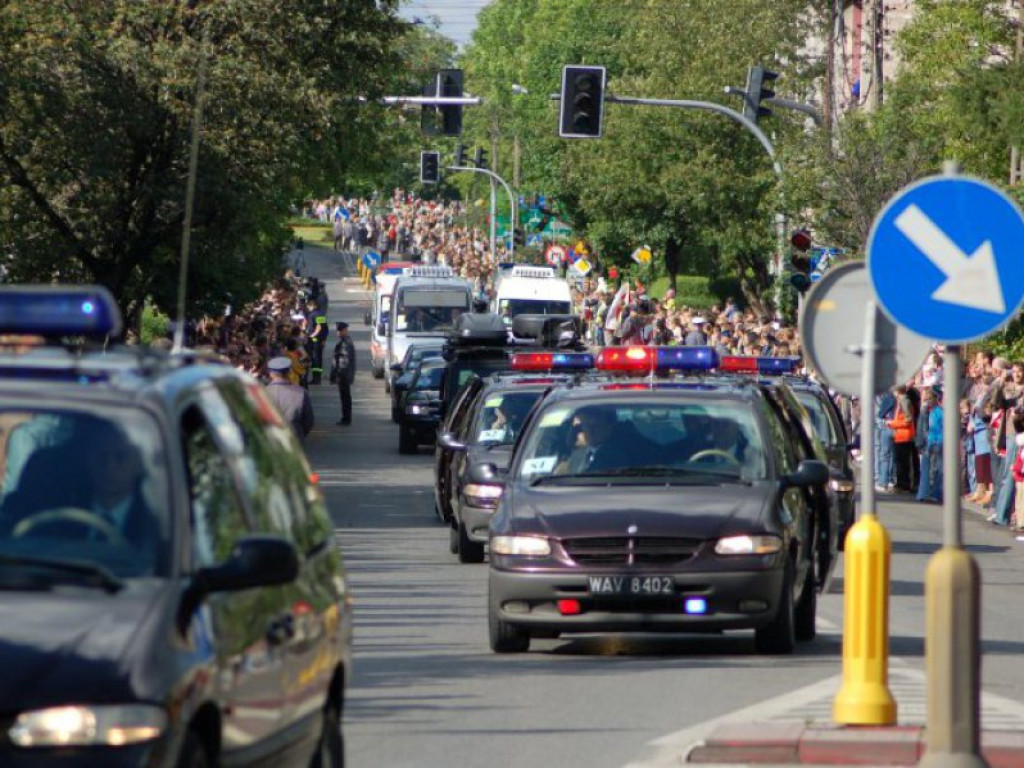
top-left (447, 165), bottom-right (517, 259)
top-left (598, 95), bottom-right (787, 315)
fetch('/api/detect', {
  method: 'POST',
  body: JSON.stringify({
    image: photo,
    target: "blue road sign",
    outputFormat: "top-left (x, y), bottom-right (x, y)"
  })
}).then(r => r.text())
top-left (362, 251), bottom-right (382, 270)
top-left (867, 174), bottom-right (1024, 344)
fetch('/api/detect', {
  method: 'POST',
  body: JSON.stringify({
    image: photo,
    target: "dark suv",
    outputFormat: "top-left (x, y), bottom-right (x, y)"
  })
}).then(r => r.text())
top-left (0, 287), bottom-right (350, 767)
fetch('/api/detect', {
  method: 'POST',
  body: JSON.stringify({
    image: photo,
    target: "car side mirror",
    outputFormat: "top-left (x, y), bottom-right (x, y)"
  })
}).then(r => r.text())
top-left (378, 322), bottom-right (388, 335)
top-left (438, 432), bottom-right (467, 452)
top-left (178, 536), bottom-right (299, 634)
top-left (390, 363), bottom-right (403, 373)
top-left (469, 462), bottom-right (507, 485)
top-left (785, 459), bottom-right (829, 488)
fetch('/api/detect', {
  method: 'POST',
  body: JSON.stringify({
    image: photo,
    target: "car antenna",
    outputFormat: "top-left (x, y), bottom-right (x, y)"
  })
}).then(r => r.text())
top-left (172, 23), bottom-right (211, 353)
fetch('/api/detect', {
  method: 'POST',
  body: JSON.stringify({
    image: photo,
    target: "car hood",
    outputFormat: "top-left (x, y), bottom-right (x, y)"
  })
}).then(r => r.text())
top-left (510, 484), bottom-right (772, 541)
top-left (0, 581), bottom-right (169, 710)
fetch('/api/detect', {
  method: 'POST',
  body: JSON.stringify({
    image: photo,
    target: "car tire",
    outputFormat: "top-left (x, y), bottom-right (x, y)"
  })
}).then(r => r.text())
top-left (398, 428), bottom-right (417, 454)
top-left (755, 563), bottom-right (796, 655)
top-left (177, 730), bottom-right (211, 768)
top-left (372, 365), bottom-right (384, 380)
top-left (489, 589), bottom-right (530, 653)
top-left (309, 704), bottom-right (344, 768)
top-left (449, 525), bottom-right (459, 554)
top-left (457, 521), bottom-right (485, 564)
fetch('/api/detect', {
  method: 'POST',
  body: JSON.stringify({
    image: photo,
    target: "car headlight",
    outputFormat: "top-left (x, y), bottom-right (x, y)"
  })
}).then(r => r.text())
top-left (830, 478), bottom-right (855, 493)
top-left (490, 535), bottom-right (551, 556)
top-left (464, 483), bottom-right (503, 507)
top-left (714, 534), bottom-right (783, 556)
top-left (406, 403), bottom-right (429, 415)
top-left (9, 704), bottom-right (167, 748)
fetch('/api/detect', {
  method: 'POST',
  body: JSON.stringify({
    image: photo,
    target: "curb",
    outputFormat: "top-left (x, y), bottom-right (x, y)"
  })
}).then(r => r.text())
top-left (684, 722), bottom-right (1024, 766)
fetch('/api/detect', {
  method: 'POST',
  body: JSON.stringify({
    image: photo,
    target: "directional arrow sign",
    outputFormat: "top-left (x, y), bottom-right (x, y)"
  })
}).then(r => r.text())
top-left (867, 174), bottom-right (1024, 344)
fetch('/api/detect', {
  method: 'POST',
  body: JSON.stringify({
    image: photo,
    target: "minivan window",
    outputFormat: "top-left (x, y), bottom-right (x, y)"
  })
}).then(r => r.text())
top-left (0, 408), bottom-right (170, 577)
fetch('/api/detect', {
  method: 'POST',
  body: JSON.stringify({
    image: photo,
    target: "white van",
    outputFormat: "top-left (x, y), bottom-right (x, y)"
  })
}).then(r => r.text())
top-left (491, 265), bottom-right (573, 324)
top-left (387, 266), bottom-right (473, 391)
top-left (368, 266), bottom-right (409, 381)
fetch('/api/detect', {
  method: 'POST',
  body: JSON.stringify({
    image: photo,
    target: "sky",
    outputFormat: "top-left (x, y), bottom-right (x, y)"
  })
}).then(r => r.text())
top-left (399, 0), bottom-right (492, 47)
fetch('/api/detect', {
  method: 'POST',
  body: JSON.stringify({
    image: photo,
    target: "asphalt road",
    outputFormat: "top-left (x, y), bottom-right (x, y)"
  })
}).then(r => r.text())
top-left (294, 244), bottom-right (1024, 768)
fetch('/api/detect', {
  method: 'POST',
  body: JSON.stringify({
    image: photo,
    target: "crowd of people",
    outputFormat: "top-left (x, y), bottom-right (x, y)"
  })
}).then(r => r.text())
top-left (873, 349), bottom-right (1024, 535)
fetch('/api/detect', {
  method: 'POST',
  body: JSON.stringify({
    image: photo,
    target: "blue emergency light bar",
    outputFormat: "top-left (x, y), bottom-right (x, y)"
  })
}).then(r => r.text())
top-left (0, 285), bottom-right (122, 338)
top-left (719, 355), bottom-right (800, 375)
top-left (510, 351), bottom-right (594, 371)
top-left (595, 346), bottom-right (719, 373)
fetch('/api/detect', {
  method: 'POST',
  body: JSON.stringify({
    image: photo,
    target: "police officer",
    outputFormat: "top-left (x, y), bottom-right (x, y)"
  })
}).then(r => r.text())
top-left (265, 357), bottom-right (315, 442)
top-left (308, 313), bottom-right (328, 384)
top-left (333, 322), bottom-right (356, 426)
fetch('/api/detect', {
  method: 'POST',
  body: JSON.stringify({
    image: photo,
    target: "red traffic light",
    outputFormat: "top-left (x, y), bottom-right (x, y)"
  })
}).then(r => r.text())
top-left (791, 229), bottom-right (812, 251)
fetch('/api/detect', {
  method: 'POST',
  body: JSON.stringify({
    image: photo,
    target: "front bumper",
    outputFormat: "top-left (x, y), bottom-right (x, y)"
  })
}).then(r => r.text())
top-left (458, 501), bottom-right (497, 543)
top-left (489, 565), bottom-right (785, 634)
top-left (0, 741), bottom-right (165, 767)
top-left (401, 416), bottom-right (439, 444)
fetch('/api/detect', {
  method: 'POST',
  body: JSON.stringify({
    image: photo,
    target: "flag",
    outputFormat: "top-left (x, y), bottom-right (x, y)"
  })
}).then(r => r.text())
top-left (605, 281), bottom-right (630, 334)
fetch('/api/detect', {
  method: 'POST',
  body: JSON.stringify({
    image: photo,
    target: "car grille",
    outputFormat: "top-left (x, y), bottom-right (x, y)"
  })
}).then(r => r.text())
top-left (563, 536), bottom-right (702, 566)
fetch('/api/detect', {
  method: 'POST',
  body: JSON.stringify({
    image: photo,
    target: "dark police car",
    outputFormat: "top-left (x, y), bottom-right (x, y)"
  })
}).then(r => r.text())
top-left (389, 343), bottom-right (444, 423)
top-left (0, 287), bottom-right (350, 767)
top-left (435, 353), bottom-right (589, 562)
top-left (483, 346), bottom-right (833, 655)
top-left (397, 357), bottom-right (446, 454)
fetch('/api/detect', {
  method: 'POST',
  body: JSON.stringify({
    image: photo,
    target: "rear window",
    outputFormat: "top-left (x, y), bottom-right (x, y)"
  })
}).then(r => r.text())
top-left (0, 408), bottom-right (171, 577)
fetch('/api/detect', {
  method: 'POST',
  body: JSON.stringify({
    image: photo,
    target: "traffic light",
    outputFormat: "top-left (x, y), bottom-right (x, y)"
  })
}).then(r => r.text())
top-left (420, 77), bottom-right (438, 136)
top-left (742, 65), bottom-right (778, 123)
top-left (454, 143), bottom-right (467, 167)
top-left (789, 228), bottom-right (812, 293)
top-left (420, 151), bottom-right (440, 184)
top-left (473, 146), bottom-right (488, 170)
top-left (559, 65), bottom-right (606, 138)
top-left (438, 68), bottom-right (463, 136)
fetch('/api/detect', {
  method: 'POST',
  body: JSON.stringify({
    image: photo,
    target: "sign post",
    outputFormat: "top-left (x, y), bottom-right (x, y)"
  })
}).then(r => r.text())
top-left (801, 262), bottom-right (931, 727)
top-left (868, 162), bottom-right (1024, 768)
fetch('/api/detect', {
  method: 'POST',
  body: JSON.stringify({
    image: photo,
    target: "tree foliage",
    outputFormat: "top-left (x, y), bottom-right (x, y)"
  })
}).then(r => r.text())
top-left (0, 0), bottom-right (406, 325)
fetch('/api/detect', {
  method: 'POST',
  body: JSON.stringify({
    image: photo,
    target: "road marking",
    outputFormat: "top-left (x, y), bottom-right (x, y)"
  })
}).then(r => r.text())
top-left (625, 658), bottom-right (1024, 767)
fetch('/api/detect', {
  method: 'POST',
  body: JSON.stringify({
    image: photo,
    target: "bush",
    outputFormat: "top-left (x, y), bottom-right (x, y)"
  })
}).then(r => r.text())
top-left (140, 304), bottom-right (169, 345)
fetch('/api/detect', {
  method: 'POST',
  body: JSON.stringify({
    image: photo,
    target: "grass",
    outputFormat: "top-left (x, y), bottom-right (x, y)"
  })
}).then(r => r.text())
top-left (291, 222), bottom-right (334, 246)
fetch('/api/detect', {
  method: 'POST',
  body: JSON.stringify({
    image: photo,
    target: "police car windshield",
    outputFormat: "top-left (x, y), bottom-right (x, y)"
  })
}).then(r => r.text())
top-left (517, 400), bottom-right (767, 483)
top-left (472, 390), bottom-right (543, 446)
top-left (793, 392), bottom-right (838, 447)
top-left (0, 409), bottom-right (170, 578)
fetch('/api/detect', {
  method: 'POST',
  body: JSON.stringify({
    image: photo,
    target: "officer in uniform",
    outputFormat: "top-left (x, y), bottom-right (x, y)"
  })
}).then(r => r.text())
top-left (265, 357), bottom-right (315, 442)
top-left (332, 322), bottom-right (356, 426)
top-left (308, 313), bottom-right (328, 384)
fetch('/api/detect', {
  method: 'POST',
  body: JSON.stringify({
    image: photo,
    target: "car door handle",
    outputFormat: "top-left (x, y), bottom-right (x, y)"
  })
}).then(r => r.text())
top-left (266, 613), bottom-right (295, 646)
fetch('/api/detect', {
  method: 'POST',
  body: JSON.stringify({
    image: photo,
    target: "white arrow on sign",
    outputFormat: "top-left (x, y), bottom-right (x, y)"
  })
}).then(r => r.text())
top-left (893, 204), bottom-right (1006, 314)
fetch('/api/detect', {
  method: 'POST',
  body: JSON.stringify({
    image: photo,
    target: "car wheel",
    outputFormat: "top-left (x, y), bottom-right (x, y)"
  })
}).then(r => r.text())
top-left (309, 704), bottom-right (344, 768)
top-left (177, 730), bottom-right (211, 768)
top-left (372, 365), bottom-right (384, 380)
top-left (449, 525), bottom-right (459, 554)
top-left (458, 521), bottom-right (485, 564)
top-left (755, 563), bottom-right (796, 655)
top-left (795, 549), bottom-right (818, 642)
top-left (398, 428), bottom-right (416, 454)
top-left (489, 589), bottom-right (530, 653)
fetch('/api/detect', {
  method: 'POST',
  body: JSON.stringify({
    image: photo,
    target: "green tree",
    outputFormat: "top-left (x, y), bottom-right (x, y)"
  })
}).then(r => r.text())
top-left (0, 0), bottom-right (405, 327)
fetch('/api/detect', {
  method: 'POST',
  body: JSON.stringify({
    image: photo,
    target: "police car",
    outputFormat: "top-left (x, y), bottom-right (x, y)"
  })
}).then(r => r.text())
top-left (435, 353), bottom-right (590, 562)
top-left (482, 346), bottom-right (834, 654)
top-left (0, 287), bottom-right (350, 767)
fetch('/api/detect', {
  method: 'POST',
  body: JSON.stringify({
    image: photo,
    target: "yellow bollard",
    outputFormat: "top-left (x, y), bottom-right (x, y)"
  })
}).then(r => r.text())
top-left (833, 513), bottom-right (898, 725)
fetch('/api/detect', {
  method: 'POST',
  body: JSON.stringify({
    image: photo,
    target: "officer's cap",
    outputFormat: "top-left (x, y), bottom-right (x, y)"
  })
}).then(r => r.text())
top-left (268, 356), bottom-right (292, 373)
top-left (336, 321), bottom-right (349, 331)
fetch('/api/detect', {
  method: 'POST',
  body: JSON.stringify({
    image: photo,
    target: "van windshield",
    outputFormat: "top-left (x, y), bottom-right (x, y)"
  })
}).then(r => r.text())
top-left (396, 289), bottom-right (469, 332)
top-left (499, 299), bottom-right (572, 319)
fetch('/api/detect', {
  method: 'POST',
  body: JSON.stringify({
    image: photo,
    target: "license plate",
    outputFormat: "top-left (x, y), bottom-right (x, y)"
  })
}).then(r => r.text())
top-left (587, 575), bottom-right (674, 595)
